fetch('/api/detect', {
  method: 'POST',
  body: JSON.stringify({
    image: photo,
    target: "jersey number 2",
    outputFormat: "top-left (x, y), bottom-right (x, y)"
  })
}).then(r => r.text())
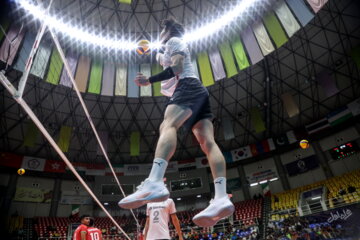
top-left (90, 232), bottom-right (100, 240)
top-left (153, 210), bottom-right (159, 222)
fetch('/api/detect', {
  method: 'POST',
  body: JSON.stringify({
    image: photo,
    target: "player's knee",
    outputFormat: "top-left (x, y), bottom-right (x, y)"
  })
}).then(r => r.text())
top-left (160, 119), bottom-right (179, 132)
top-left (201, 138), bottom-right (216, 153)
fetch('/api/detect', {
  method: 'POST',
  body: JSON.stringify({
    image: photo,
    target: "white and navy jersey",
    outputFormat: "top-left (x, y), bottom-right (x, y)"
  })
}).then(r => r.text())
top-left (146, 198), bottom-right (176, 240)
top-left (160, 37), bottom-right (198, 97)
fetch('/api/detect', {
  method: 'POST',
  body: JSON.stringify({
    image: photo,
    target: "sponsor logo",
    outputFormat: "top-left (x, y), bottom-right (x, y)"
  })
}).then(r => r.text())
top-left (327, 209), bottom-right (352, 223)
top-left (154, 161), bottom-right (164, 167)
top-left (215, 179), bottom-right (223, 184)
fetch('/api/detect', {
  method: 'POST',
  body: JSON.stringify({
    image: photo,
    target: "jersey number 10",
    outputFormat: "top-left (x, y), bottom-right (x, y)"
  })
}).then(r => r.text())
top-left (90, 232), bottom-right (100, 240)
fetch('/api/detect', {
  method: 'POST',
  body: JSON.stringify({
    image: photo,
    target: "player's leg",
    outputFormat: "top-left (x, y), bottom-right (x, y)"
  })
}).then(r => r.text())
top-left (118, 104), bottom-right (192, 209)
top-left (147, 103), bottom-right (192, 182)
top-left (191, 118), bottom-right (234, 227)
top-left (192, 118), bottom-right (226, 181)
top-left (154, 104), bottom-right (193, 161)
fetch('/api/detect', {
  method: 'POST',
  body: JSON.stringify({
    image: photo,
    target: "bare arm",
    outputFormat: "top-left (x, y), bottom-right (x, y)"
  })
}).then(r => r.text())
top-left (81, 231), bottom-right (87, 240)
top-left (171, 214), bottom-right (183, 240)
top-left (170, 54), bottom-right (184, 75)
top-left (143, 216), bottom-right (150, 240)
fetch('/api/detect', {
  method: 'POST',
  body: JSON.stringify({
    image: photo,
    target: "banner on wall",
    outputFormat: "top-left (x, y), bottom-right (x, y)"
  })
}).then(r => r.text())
top-left (123, 164), bottom-right (152, 176)
top-left (13, 187), bottom-right (52, 203)
top-left (284, 155), bottom-right (319, 176)
top-left (60, 195), bottom-right (92, 205)
top-left (246, 168), bottom-right (278, 184)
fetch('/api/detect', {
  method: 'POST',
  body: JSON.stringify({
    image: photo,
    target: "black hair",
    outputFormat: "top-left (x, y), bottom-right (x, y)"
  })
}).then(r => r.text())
top-left (89, 218), bottom-right (94, 227)
top-left (161, 17), bottom-right (185, 38)
top-left (80, 215), bottom-right (91, 221)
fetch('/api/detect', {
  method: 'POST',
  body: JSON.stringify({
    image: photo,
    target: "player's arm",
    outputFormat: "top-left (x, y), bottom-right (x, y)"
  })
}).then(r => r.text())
top-left (169, 54), bottom-right (184, 75)
top-left (170, 213), bottom-right (183, 240)
top-left (81, 230), bottom-right (87, 240)
top-left (143, 216), bottom-right (150, 240)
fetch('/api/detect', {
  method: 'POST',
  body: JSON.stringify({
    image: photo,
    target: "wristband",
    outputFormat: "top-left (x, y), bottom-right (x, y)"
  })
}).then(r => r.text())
top-left (149, 67), bottom-right (175, 83)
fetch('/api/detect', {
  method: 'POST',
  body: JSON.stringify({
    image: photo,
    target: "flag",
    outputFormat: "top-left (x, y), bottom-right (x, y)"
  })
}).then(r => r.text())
top-left (130, 131), bottom-right (140, 156)
top-left (326, 106), bottom-right (353, 126)
top-left (250, 107), bottom-right (266, 133)
top-left (231, 146), bottom-right (252, 161)
top-left (195, 156), bottom-right (209, 168)
top-left (305, 118), bottom-right (330, 135)
top-left (347, 98), bottom-right (360, 116)
top-left (105, 164), bottom-right (124, 176)
top-left (261, 182), bottom-right (271, 197)
top-left (58, 126), bottom-right (72, 152)
top-left (0, 152), bottom-right (23, 168)
top-left (118, 0), bottom-right (131, 4)
top-left (250, 144), bottom-right (259, 156)
top-left (71, 205), bottom-right (80, 217)
top-left (284, 155), bottom-right (319, 176)
top-left (21, 156), bottom-right (46, 171)
top-left (261, 138), bottom-right (276, 152)
top-left (44, 159), bottom-right (66, 173)
top-left (68, 162), bottom-right (88, 174)
top-left (177, 159), bottom-right (196, 171)
top-left (222, 118), bottom-right (235, 140)
top-left (23, 122), bottom-right (39, 147)
top-left (85, 164), bottom-right (106, 176)
top-left (273, 134), bottom-right (290, 148)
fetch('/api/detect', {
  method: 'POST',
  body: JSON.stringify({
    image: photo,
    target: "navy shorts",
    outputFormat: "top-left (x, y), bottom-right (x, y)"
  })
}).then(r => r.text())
top-left (167, 77), bottom-right (213, 130)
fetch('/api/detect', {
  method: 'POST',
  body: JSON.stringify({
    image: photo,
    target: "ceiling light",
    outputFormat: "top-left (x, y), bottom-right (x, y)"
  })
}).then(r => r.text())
top-left (17, 0), bottom-right (266, 51)
top-left (311, 196), bottom-right (321, 200)
top-left (104, 202), bottom-right (109, 206)
top-left (259, 180), bottom-right (268, 184)
top-left (196, 195), bottom-right (201, 198)
top-left (177, 198), bottom-right (181, 201)
top-left (250, 183), bottom-right (258, 187)
top-left (269, 178), bottom-right (278, 182)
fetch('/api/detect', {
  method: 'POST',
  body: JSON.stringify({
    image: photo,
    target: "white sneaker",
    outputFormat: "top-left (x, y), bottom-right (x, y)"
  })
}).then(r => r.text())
top-left (192, 196), bottom-right (234, 227)
top-left (118, 178), bottom-right (169, 209)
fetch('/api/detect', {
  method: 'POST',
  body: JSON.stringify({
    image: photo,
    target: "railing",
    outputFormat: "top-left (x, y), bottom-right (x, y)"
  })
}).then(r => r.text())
top-left (269, 195), bottom-right (360, 218)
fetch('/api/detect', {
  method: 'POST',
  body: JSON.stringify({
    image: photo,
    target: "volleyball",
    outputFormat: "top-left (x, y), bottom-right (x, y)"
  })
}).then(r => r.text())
top-left (136, 39), bottom-right (151, 55)
top-left (299, 140), bottom-right (310, 149)
top-left (17, 168), bottom-right (25, 175)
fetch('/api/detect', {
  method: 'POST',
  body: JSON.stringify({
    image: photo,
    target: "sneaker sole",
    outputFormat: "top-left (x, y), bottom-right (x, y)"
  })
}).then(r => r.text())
top-left (118, 193), bottom-right (170, 209)
top-left (193, 205), bottom-right (235, 227)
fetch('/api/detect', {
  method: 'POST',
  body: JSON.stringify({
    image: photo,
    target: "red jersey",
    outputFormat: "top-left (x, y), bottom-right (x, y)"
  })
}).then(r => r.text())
top-left (87, 227), bottom-right (103, 240)
top-left (73, 224), bottom-right (88, 240)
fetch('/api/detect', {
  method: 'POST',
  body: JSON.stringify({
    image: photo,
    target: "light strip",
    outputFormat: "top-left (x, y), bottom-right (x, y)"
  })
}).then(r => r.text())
top-left (311, 196), bottom-right (321, 200)
top-left (250, 182), bottom-right (258, 187)
top-left (17, 0), bottom-right (264, 51)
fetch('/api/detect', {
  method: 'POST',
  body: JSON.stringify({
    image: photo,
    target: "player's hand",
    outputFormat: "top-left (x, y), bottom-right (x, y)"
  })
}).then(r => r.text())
top-left (134, 73), bottom-right (150, 86)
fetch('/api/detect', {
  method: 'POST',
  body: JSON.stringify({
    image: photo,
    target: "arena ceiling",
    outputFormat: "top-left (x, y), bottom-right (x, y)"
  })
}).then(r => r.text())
top-left (1, 0), bottom-right (360, 165)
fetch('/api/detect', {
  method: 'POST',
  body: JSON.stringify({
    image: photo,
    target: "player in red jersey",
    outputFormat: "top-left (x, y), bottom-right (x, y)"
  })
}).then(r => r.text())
top-left (73, 215), bottom-right (90, 240)
top-left (87, 218), bottom-right (103, 240)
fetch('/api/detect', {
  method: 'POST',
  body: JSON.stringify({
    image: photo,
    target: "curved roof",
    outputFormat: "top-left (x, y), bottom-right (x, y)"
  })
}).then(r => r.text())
top-left (1, 0), bottom-right (360, 165)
